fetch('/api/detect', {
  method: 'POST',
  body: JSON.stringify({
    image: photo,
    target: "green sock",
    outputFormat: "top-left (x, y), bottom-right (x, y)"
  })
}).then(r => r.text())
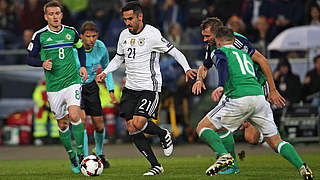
top-left (276, 141), bottom-right (304, 169)
top-left (94, 129), bottom-right (105, 155)
top-left (71, 121), bottom-right (84, 155)
top-left (199, 128), bottom-right (228, 157)
top-left (59, 127), bottom-right (76, 158)
top-left (218, 130), bottom-right (239, 168)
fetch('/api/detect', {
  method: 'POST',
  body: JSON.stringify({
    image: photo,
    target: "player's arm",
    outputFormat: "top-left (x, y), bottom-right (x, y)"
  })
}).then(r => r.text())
top-left (167, 47), bottom-right (197, 82)
top-left (96, 54), bottom-right (124, 83)
top-left (26, 33), bottom-right (44, 67)
top-left (151, 29), bottom-right (197, 82)
top-left (235, 35), bottom-right (285, 107)
top-left (192, 64), bottom-right (208, 95)
top-left (101, 46), bottom-right (117, 104)
top-left (192, 48), bottom-right (216, 95)
top-left (74, 31), bottom-right (88, 82)
top-left (251, 50), bottom-right (285, 107)
top-left (211, 50), bottom-right (229, 102)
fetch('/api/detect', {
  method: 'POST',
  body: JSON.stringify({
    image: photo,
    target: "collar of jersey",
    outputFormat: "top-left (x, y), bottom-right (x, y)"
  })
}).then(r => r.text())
top-left (46, 25), bottom-right (64, 34)
top-left (85, 47), bottom-right (93, 53)
top-left (129, 24), bottom-right (146, 35)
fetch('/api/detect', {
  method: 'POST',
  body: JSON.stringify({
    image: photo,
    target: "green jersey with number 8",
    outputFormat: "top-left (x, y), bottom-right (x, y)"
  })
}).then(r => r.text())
top-left (27, 25), bottom-right (83, 92)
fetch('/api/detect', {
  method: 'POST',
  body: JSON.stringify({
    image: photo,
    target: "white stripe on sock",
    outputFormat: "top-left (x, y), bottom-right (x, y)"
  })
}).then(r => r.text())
top-left (59, 126), bottom-right (69, 133)
top-left (219, 130), bottom-right (231, 139)
top-left (71, 119), bottom-right (81, 125)
top-left (277, 141), bottom-right (288, 154)
top-left (199, 127), bottom-right (212, 137)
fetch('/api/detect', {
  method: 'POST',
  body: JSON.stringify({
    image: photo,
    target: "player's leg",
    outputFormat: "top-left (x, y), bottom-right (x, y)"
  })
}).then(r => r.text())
top-left (120, 88), bottom-right (164, 175)
top-left (47, 90), bottom-right (79, 173)
top-left (128, 118), bottom-right (164, 175)
top-left (252, 95), bottom-right (314, 179)
top-left (66, 84), bottom-right (85, 162)
top-left (265, 135), bottom-right (313, 179)
top-left (91, 115), bottom-right (110, 168)
top-left (134, 90), bottom-right (173, 156)
top-left (80, 109), bottom-right (88, 157)
top-left (243, 121), bottom-right (263, 145)
top-left (217, 130), bottom-right (240, 174)
top-left (196, 117), bottom-right (234, 176)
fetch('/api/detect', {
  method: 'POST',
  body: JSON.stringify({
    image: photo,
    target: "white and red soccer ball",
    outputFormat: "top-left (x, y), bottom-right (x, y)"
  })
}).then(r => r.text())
top-left (80, 155), bottom-right (104, 176)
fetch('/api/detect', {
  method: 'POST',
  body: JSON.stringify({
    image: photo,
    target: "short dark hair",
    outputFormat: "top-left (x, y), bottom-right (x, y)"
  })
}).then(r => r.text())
top-left (44, 0), bottom-right (63, 14)
top-left (200, 17), bottom-right (223, 34)
top-left (80, 21), bottom-right (98, 34)
top-left (215, 26), bottom-right (234, 42)
top-left (313, 55), bottom-right (320, 63)
top-left (121, 1), bottom-right (142, 16)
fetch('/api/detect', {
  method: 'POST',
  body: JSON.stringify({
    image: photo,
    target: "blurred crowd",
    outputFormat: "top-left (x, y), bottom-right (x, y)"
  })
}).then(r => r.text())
top-left (1, 0), bottom-right (320, 63)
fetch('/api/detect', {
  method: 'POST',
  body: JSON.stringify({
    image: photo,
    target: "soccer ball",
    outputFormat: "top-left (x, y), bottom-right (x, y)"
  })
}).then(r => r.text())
top-left (80, 155), bottom-right (104, 176)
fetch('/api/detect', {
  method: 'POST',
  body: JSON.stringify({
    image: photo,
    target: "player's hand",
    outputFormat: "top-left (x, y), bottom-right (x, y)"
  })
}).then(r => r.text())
top-left (192, 80), bottom-right (206, 95)
top-left (96, 72), bottom-right (106, 83)
top-left (185, 69), bottom-right (197, 82)
top-left (268, 89), bottom-right (286, 108)
top-left (80, 67), bottom-right (88, 82)
top-left (109, 91), bottom-right (117, 104)
top-left (211, 86), bottom-right (224, 102)
top-left (42, 59), bottom-right (52, 70)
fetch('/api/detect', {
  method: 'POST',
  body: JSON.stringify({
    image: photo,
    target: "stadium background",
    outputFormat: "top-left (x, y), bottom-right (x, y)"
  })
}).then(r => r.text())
top-left (0, 0), bottom-right (319, 149)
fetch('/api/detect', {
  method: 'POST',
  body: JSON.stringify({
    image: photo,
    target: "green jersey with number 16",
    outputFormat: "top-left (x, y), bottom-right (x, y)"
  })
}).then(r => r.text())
top-left (27, 25), bottom-right (83, 92)
top-left (214, 45), bottom-right (264, 99)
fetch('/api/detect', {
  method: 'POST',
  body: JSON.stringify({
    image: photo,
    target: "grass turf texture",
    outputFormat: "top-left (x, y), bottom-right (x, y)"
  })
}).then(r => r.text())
top-left (0, 154), bottom-right (318, 180)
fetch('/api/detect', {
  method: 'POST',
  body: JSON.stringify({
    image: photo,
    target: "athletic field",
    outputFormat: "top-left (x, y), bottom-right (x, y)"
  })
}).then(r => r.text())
top-left (0, 143), bottom-right (319, 179)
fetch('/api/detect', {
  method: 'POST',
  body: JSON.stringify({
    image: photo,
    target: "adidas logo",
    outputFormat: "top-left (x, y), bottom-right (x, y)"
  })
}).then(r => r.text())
top-left (46, 37), bottom-right (53, 41)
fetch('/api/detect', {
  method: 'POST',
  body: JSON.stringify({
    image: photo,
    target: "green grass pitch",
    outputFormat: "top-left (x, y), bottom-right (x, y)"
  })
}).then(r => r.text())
top-left (0, 153), bottom-right (318, 180)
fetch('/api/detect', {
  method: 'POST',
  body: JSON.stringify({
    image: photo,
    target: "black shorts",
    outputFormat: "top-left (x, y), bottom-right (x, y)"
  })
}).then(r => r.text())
top-left (119, 87), bottom-right (161, 121)
top-left (80, 81), bottom-right (103, 116)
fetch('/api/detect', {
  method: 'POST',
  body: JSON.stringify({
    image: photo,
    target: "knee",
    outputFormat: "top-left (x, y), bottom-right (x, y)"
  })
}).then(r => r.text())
top-left (69, 113), bottom-right (80, 122)
top-left (132, 118), bottom-right (146, 130)
top-left (196, 117), bottom-right (210, 135)
top-left (58, 120), bottom-right (69, 131)
top-left (94, 125), bottom-right (104, 133)
top-left (245, 134), bottom-right (259, 145)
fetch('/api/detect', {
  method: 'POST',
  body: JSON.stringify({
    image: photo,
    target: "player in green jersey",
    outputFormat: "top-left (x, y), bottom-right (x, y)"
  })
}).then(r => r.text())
top-left (193, 17), bottom-right (286, 174)
top-left (26, 0), bottom-right (88, 174)
top-left (193, 26), bottom-right (314, 179)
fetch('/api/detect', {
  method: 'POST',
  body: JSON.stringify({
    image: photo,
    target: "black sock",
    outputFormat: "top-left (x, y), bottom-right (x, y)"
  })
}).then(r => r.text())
top-left (131, 132), bottom-right (160, 167)
top-left (143, 121), bottom-right (166, 138)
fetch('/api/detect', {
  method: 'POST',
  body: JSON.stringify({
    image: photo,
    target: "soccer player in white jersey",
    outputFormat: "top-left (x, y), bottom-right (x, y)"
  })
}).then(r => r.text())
top-left (96, 1), bottom-right (197, 176)
top-left (193, 26), bottom-right (313, 179)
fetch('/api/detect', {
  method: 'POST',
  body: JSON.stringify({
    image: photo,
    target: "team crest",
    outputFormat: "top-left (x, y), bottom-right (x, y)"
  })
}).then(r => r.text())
top-left (66, 34), bottom-right (71, 40)
top-left (130, 38), bottom-right (135, 46)
top-left (138, 38), bottom-right (145, 46)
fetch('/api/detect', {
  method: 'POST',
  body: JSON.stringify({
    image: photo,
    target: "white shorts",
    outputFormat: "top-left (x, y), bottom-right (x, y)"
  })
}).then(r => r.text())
top-left (206, 95), bottom-right (278, 137)
top-left (47, 84), bottom-right (81, 120)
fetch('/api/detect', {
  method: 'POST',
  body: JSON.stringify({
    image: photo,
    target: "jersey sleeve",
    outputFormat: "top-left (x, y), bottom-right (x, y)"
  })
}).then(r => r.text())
top-left (234, 35), bottom-right (255, 57)
top-left (116, 32), bottom-right (125, 56)
top-left (27, 33), bottom-right (41, 58)
top-left (150, 29), bottom-right (174, 53)
top-left (73, 29), bottom-right (82, 49)
top-left (101, 45), bottom-right (115, 91)
top-left (214, 49), bottom-right (229, 87)
top-left (203, 48), bottom-right (217, 69)
top-left (26, 32), bottom-right (43, 67)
